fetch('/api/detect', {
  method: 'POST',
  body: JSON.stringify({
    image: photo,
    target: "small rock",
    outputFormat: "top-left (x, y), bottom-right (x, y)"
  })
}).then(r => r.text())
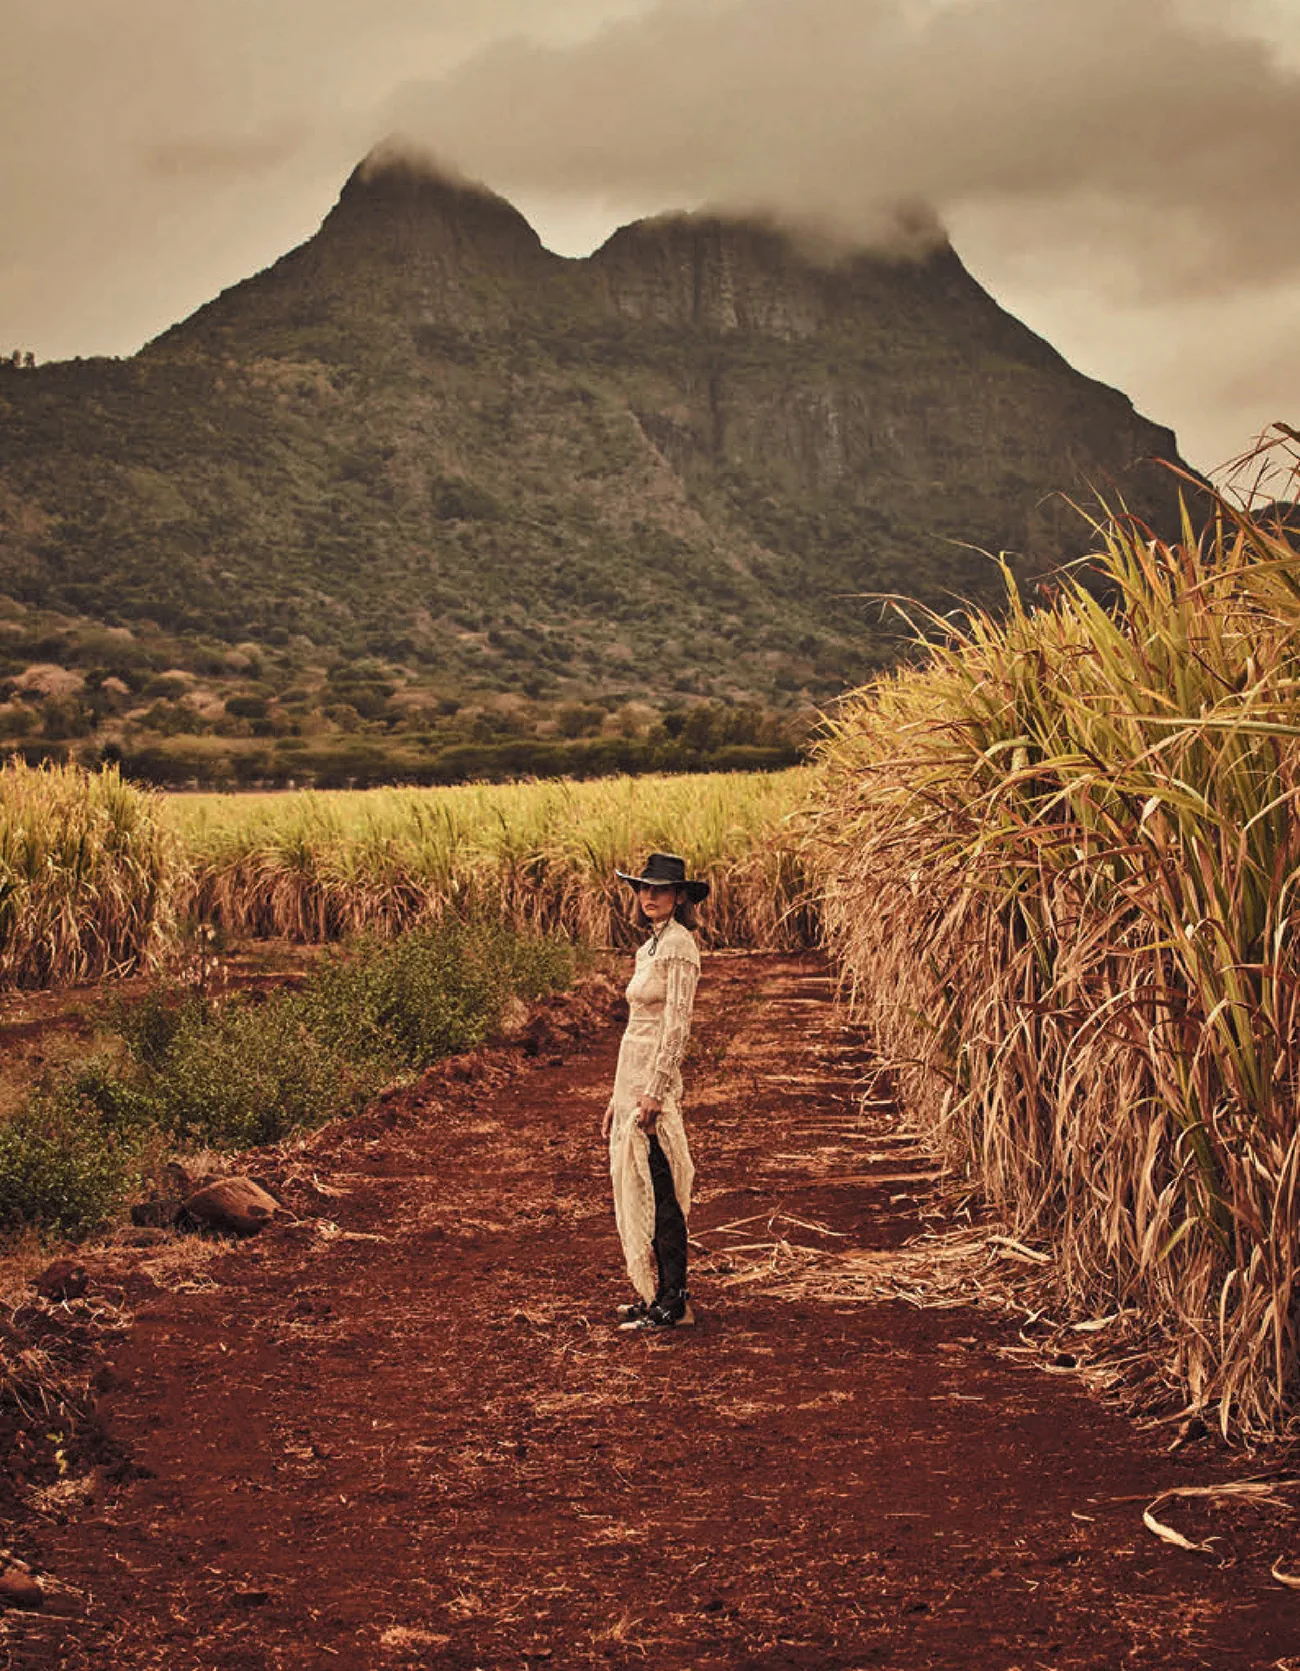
top-left (0, 1568), bottom-right (44, 1611)
top-left (32, 1260), bottom-right (89, 1302)
top-left (184, 1177), bottom-right (282, 1237)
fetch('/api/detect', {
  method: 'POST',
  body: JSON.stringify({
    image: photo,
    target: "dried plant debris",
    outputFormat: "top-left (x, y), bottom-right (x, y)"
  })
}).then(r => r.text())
top-left (701, 1220), bottom-right (1032, 1313)
top-left (1139, 1478), bottom-right (1300, 1588)
top-left (0, 1286), bottom-right (135, 1525)
top-left (0, 1289), bottom-right (129, 1428)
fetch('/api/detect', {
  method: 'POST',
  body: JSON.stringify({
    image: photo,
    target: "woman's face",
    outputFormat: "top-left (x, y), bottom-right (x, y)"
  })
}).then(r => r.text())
top-left (637, 881), bottom-right (680, 927)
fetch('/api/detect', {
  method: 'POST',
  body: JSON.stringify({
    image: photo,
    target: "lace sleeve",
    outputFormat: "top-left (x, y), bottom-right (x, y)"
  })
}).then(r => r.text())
top-left (645, 955), bottom-right (699, 1100)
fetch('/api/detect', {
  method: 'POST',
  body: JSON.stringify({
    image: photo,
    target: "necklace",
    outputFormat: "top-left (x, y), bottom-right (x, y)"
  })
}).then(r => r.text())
top-left (647, 924), bottom-right (665, 957)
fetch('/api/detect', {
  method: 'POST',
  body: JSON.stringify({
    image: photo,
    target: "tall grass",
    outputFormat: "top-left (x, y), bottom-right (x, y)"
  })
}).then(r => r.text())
top-left (808, 470), bottom-right (1300, 1434)
top-left (0, 759), bottom-right (174, 987)
top-left (0, 766), bottom-right (813, 991)
top-left (166, 771), bottom-right (815, 951)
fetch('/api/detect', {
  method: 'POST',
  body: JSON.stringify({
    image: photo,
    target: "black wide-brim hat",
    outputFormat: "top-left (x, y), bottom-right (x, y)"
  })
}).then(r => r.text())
top-left (615, 851), bottom-right (710, 902)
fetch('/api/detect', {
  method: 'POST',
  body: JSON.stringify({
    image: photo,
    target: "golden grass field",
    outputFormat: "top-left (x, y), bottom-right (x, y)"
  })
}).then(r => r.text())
top-left (0, 764), bottom-right (815, 987)
top-left (165, 769), bottom-right (816, 950)
top-left (0, 756), bottom-right (173, 987)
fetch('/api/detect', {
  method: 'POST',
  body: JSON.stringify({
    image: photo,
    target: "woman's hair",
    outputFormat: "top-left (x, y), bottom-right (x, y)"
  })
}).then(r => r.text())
top-left (636, 890), bottom-right (698, 931)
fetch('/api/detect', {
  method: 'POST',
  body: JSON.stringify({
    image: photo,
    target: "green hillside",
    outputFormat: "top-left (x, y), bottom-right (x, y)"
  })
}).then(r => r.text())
top-left (0, 153), bottom-right (1188, 786)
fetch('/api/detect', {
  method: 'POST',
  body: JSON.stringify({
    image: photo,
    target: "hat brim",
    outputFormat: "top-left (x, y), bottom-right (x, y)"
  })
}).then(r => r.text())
top-left (615, 870), bottom-right (710, 903)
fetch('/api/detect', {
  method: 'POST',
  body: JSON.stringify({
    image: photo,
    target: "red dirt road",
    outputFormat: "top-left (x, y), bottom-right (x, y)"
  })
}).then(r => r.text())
top-left (4, 955), bottom-right (1296, 1669)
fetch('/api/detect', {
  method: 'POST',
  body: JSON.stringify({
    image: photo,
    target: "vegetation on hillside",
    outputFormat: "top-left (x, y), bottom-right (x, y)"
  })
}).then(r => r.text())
top-left (0, 590), bottom-right (809, 789)
top-left (807, 444), bottom-right (1300, 1434)
top-left (0, 159), bottom-right (1186, 789)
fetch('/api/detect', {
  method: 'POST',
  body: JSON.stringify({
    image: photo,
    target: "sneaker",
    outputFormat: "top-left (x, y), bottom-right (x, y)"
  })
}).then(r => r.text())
top-left (619, 1289), bottom-right (695, 1331)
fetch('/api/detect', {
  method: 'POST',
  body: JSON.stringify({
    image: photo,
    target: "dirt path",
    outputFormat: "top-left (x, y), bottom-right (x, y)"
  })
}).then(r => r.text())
top-left (4, 955), bottom-right (1296, 1670)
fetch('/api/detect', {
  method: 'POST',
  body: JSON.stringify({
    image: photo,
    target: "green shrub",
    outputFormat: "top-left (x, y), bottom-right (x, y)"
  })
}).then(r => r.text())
top-left (293, 921), bottom-right (575, 1072)
top-left (224, 694), bottom-right (269, 721)
top-left (0, 920), bottom-right (578, 1240)
top-left (145, 1001), bottom-right (366, 1149)
top-left (109, 982), bottom-right (206, 1068)
top-left (432, 476), bottom-right (502, 523)
top-left (0, 1085), bottom-right (153, 1240)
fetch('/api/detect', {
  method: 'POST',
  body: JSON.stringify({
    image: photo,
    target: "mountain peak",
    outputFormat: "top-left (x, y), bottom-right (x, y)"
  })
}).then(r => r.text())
top-left (323, 142), bottom-right (545, 264)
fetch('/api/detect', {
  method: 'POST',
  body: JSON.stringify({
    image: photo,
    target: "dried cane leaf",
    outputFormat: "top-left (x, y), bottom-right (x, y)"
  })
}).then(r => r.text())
top-left (987, 1234), bottom-right (1050, 1265)
top-left (1270, 1559), bottom-right (1300, 1591)
top-left (1142, 1498), bottom-right (1212, 1554)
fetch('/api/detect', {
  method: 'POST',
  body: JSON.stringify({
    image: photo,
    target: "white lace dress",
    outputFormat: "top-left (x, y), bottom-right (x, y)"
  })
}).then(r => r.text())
top-left (607, 917), bottom-right (700, 1301)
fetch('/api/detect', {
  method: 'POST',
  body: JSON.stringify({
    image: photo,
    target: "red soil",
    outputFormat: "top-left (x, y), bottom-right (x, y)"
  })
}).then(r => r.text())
top-left (3, 954), bottom-right (1296, 1669)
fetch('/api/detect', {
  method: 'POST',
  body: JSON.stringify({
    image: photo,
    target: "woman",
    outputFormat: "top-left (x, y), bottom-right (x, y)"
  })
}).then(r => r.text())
top-left (602, 851), bottom-right (708, 1331)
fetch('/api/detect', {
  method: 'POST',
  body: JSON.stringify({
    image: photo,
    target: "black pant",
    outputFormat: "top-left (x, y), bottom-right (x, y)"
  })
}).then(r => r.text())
top-left (648, 1133), bottom-right (688, 1296)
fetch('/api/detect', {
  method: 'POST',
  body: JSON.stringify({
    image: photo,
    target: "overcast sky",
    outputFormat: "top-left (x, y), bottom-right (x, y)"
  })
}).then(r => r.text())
top-left (4, 0), bottom-right (1298, 474)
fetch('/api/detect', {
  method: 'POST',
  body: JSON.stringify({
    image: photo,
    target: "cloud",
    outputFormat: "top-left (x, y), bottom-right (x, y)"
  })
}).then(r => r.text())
top-left (1, 0), bottom-right (1296, 466)
top-left (389, 0), bottom-right (1300, 297)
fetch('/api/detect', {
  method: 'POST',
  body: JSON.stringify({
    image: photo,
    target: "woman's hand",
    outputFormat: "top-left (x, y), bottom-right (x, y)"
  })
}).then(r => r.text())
top-left (601, 1100), bottom-right (614, 1140)
top-left (635, 1094), bottom-right (663, 1132)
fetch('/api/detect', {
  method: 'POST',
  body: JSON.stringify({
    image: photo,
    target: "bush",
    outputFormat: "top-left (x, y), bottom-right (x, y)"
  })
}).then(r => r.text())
top-left (0, 920), bottom-right (578, 1239)
top-left (292, 922), bottom-right (575, 1072)
top-left (144, 1001), bottom-right (364, 1149)
top-left (0, 1086), bottom-right (153, 1240)
top-left (225, 694), bottom-right (269, 721)
top-left (431, 476), bottom-right (502, 522)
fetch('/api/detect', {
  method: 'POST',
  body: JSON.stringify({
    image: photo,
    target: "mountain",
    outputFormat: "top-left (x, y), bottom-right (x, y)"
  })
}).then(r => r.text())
top-left (0, 151), bottom-right (1189, 786)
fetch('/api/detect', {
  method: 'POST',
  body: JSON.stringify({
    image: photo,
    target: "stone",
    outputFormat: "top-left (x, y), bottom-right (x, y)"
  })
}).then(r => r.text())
top-left (31, 1260), bottom-right (88, 1302)
top-left (183, 1177), bottom-right (283, 1236)
top-left (0, 1568), bottom-right (44, 1610)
